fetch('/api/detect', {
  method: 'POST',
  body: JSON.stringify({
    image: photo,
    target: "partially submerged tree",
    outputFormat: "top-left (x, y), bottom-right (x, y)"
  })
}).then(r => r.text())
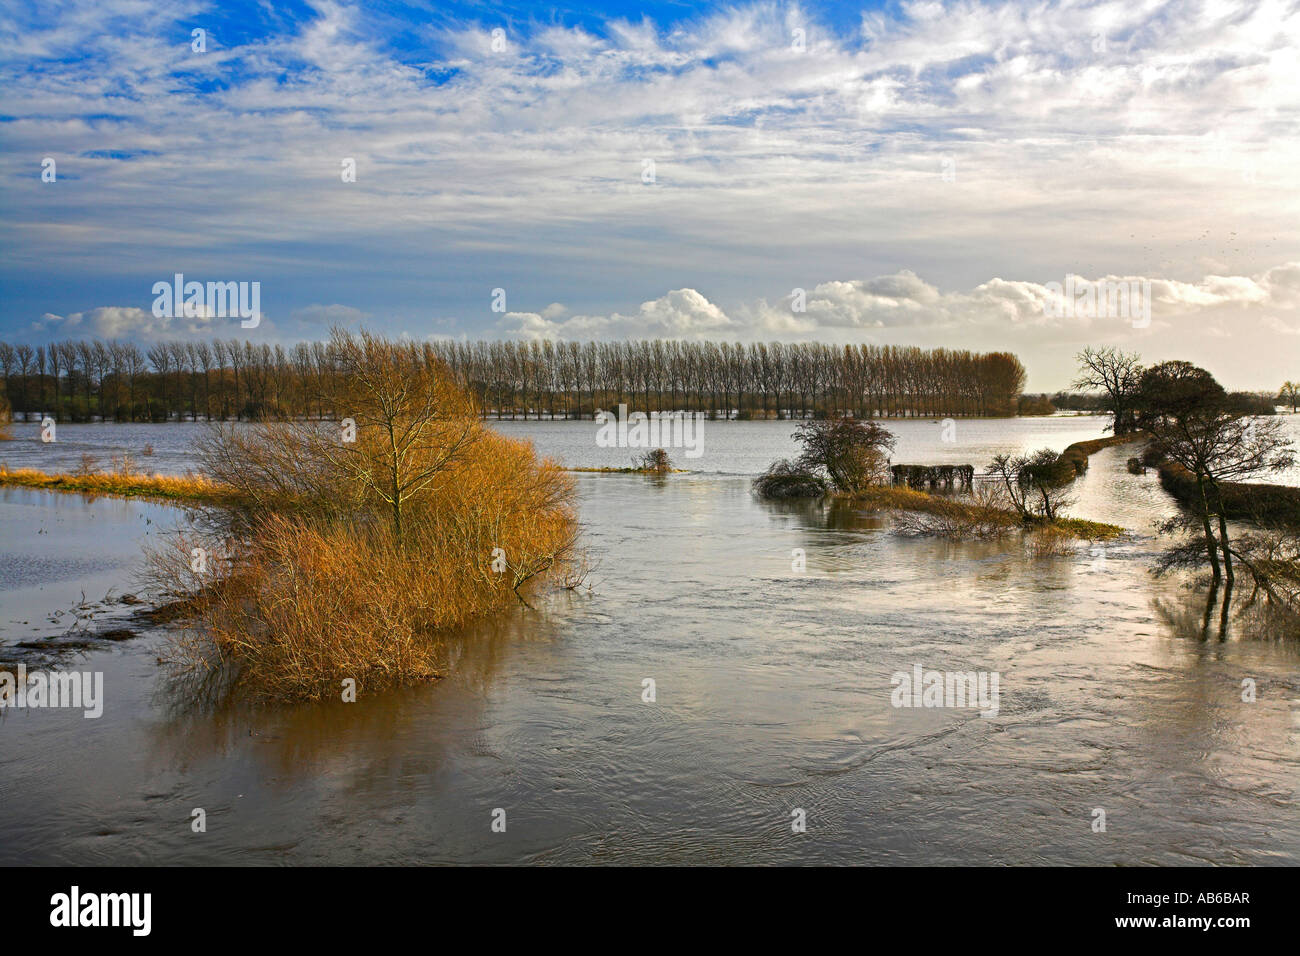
top-left (1137, 360), bottom-right (1296, 586)
top-left (636, 448), bottom-right (673, 474)
top-left (792, 417), bottom-right (896, 494)
top-left (155, 330), bottom-right (583, 700)
top-left (753, 459), bottom-right (830, 498)
top-left (324, 330), bottom-right (480, 545)
top-left (1073, 347), bottom-right (1144, 434)
top-left (986, 449), bottom-right (1076, 521)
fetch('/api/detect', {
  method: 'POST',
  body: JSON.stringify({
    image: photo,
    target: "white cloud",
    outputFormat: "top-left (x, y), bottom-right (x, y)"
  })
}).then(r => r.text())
top-left (1, 0), bottom-right (1297, 388)
top-left (23, 259), bottom-right (1300, 389)
top-left (499, 288), bottom-right (736, 340)
top-left (35, 305), bottom-right (251, 339)
top-left (1262, 315), bottom-right (1300, 336)
top-left (4, 0), bottom-right (1297, 267)
top-left (497, 261), bottom-right (1300, 340)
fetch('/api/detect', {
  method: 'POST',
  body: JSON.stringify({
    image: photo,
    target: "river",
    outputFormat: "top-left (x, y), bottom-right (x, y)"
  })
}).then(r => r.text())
top-left (1, 416), bottom-right (1298, 864)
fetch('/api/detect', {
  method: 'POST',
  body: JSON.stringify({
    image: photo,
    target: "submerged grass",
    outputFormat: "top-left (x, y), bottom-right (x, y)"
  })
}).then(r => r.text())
top-left (858, 431), bottom-right (1136, 539)
top-left (849, 484), bottom-right (1123, 540)
top-left (0, 465), bottom-right (226, 502)
top-left (568, 466), bottom-right (689, 474)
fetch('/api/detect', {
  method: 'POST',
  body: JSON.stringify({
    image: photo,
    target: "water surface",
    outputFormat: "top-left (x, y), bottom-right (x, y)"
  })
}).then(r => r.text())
top-left (2, 418), bottom-right (1298, 865)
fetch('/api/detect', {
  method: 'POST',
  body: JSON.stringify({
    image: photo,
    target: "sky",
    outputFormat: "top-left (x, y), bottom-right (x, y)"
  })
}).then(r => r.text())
top-left (1, 0), bottom-right (1298, 391)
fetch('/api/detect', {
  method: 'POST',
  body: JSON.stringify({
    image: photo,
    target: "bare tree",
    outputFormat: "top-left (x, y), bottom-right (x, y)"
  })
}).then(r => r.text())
top-left (12, 344), bottom-right (37, 421)
top-left (324, 329), bottom-right (481, 544)
top-left (987, 450), bottom-right (1076, 521)
top-left (1074, 346), bottom-right (1144, 434)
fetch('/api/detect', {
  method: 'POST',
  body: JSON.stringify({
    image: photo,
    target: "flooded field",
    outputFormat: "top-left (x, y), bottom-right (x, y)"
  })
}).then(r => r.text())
top-left (2, 417), bottom-right (1298, 864)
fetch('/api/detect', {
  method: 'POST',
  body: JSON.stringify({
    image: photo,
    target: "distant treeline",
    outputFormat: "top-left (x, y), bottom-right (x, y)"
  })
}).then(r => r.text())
top-left (0, 338), bottom-right (1029, 423)
top-left (1046, 392), bottom-right (1108, 412)
top-left (1048, 390), bottom-right (1280, 416)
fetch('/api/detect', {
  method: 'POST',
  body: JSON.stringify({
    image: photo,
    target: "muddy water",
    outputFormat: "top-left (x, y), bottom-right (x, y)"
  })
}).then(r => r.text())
top-left (1, 419), bottom-right (1298, 864)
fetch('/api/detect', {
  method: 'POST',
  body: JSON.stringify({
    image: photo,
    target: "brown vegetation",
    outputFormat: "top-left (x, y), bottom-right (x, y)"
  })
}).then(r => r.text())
top-left (635, 448), bottom-right (674, 473)
top-left (853, 485), bottom-right (1122, 541)
top-left (891, 484), bottom-right (1019, 539)
top-left (1017, 393), bottom-right (1056, 416)
top-left (146, 329), bottom-right (583, 701)
top-left (1024, 524), bottom-right (1078, 558)
top-left (0, 464), bottom-right (224, 502)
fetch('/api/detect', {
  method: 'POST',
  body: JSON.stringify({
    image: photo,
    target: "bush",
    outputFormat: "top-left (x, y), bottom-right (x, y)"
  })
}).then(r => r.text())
top-left (754, 459), bottom-right (829, 498)
top-left (792, 417), bottom-right (895, 494)
top-left (986, 449), bottom-right (1075, 520)
top-left (1226, 391), bottom-right (1277, 415)
top-left (148, 329), bottom-right (583, 701)
top-left (1025, 525), bottom-right (1077, 558)
top-left (1156, 460), bottom-right (1300, 530)
top-left (893, 484), bottom-right (1018, 539)
top-left (637, 448), bottom-right (673, 473)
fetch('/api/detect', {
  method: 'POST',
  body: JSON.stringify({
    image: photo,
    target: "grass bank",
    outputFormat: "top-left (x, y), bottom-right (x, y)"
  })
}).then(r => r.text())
top-left (1058, 432), bottom-right (1144, 476)
top-left (1156, 460), bottom-right (1300, 529)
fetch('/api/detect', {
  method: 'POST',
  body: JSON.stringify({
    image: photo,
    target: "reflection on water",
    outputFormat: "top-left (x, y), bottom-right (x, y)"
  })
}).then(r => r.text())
top-left (1, 421), bottom-right (1298, 864)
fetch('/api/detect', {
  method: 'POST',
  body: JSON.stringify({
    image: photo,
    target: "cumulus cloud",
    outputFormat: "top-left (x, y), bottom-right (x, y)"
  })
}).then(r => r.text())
top-left (34, 305), bottom-right (256, 339)
top-left (499, 288), bottom-right (737, 340)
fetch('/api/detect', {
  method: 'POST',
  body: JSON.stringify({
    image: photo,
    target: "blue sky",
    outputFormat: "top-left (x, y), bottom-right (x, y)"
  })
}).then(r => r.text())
top-left (2, 0), bottom-right (1298, 389)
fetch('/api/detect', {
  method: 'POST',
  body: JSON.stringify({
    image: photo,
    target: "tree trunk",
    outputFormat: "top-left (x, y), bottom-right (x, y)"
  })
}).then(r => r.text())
top-left (1214, 505), bottom-right (1234, 586)
top-left (1196, 475), bottom-right (1222, 582)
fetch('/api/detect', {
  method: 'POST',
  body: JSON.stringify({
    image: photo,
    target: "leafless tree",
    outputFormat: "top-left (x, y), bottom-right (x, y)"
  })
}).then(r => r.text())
top-left (1074, 346), bottom-right (1143, 434)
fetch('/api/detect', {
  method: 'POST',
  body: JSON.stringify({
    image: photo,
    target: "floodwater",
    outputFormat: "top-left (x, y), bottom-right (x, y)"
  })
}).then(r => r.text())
top-left (1, 417), bottom-right (1298, 865)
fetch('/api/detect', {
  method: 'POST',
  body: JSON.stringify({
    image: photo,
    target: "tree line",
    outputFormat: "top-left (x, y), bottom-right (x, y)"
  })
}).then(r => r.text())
top-left (0, 338), bottom-right (1028, 423)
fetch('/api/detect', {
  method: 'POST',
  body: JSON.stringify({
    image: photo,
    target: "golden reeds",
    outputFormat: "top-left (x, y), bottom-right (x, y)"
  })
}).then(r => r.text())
top-left (146, 329), bottom-right (584, 701)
